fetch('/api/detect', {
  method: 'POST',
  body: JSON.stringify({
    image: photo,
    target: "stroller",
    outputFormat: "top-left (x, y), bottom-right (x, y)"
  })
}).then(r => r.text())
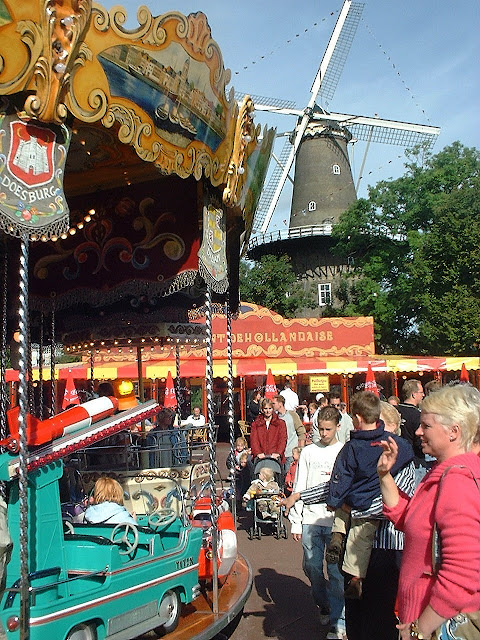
top-left (246, 457), bottom-right (288, 540)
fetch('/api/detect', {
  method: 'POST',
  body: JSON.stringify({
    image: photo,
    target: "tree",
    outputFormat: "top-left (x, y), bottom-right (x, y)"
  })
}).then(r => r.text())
top-left (331, 142), bottom-right (480, 354)
top-left (239, 254), bottom-right (316, 318)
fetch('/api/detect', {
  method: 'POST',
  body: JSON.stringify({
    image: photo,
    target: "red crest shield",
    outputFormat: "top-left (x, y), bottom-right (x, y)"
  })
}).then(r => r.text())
top-left (7, 121), bottom-right (55, 187)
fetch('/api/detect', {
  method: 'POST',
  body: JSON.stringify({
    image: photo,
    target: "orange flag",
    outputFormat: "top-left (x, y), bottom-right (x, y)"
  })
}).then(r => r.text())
top-left (365, 363), bottom-right (379, 396)
top-left (163, 370), bottom-right (177, 408)
top-left (62, 369), bottom-right (80, 409)
top-left (460, 363), bottom-right (469, 383)
top-left (264, 368), bottom-right (277, 399)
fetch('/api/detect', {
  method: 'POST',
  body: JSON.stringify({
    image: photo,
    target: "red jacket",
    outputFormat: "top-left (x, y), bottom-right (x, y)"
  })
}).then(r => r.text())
top-left (250, 413), bottom-right (287, 463)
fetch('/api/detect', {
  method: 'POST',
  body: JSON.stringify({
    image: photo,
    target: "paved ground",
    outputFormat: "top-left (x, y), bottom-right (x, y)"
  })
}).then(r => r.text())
top-left (215, 443), bottom-right (337, 640)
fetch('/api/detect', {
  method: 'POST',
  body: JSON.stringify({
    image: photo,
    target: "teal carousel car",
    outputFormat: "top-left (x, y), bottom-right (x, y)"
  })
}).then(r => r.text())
top-left (0, 401), bottom-right (203, 640)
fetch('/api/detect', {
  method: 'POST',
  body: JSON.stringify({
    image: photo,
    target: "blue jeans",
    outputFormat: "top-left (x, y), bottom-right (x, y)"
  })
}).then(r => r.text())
top-left (302, 524), bottom-right (345, 632)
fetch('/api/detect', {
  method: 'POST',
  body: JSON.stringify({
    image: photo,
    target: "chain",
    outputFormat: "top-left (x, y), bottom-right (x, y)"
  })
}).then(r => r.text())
top-left (175, 344), bottom-right (183, 418)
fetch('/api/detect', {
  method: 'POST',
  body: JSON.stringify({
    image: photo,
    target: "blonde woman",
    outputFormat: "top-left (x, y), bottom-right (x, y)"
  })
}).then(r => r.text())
top-left (378, 384), bottom-right (480, 639)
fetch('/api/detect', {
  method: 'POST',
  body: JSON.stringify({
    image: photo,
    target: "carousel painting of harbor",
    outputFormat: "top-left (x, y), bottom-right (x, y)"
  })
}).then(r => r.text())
top-left (99, 43), bottom-right (227, 150)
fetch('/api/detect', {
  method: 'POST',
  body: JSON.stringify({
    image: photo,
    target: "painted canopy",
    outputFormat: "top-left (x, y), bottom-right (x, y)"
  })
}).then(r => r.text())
top-left (0, 0), bottom-right (275, 344)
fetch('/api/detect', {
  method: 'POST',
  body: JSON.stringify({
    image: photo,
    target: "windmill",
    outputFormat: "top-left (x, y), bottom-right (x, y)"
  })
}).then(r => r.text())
top-left (242, 1), bottom-right (440, 314)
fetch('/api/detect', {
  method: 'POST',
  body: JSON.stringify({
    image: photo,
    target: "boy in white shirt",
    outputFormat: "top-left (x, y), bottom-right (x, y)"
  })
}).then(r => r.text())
top-left (288, 406), bottom-right (345, 640)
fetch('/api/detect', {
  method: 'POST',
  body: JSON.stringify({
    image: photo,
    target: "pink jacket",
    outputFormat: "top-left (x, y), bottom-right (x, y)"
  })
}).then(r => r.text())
top-left (384, 452), bottom-right (480, 623)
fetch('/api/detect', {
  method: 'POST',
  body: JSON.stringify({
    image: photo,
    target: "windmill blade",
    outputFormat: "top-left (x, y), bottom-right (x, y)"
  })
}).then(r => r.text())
top-left (311, 111), bottom-right (440, 149)
top-left (259, 1), bottom-right (364, 233)
top-left (253, 137), bottom-right (293, 233)
top-left (234, 91), bottom-right (297, 110)
top-left (314, 1), bottom-right (365, 107)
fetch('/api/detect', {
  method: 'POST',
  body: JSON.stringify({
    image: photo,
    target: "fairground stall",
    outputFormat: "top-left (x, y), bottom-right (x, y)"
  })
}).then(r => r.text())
top-left (19, 303), bottom-right (478, 431)
top-left (0, 1), bottom-right (275, 638)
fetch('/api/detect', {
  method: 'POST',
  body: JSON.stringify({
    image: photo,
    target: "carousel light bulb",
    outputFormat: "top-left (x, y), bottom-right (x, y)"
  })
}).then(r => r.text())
top-left (69, 228), bottom-right (76, 235)
top-left (89, 208), bottom-right (96, 215)
top-left (100, 341), bottom-right (105, 346)
top-left (237, 166), bottom-right (245, 174)
top-left (54, 62), bottom-right (66, 74)
top-left (61, 15), bottom-right (74, 27)
top-left (77, 222), bottom-right (84, 229)
top-left (41, 235), bottom-right (47, 242)
top-left (84, 215), bottom-right (91, 222)
top-left (51, 235), bottom-right (58, 242)
top-left (61, 233), bottom-right (68, 239)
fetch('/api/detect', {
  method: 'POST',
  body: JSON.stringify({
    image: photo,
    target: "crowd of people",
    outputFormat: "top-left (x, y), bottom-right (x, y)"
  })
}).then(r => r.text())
top-left (237, 379), bottom-right (480, 640)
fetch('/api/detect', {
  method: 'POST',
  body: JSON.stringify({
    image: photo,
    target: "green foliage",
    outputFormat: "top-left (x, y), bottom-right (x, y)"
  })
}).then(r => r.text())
top-left (331, 142), bottom-right (480, 354)
top-left (239, 254), bottom-right (316, 318)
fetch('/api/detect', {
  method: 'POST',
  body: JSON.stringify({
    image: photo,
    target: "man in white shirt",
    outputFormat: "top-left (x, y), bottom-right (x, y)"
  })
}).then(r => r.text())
top-left (183, 406), bottom-right (206, 426)
top-left (288, 406), bottom-right (345, 640)
top-left (279, 380), bottom-right (299, 412)
top-left (312, 392), bottom-right (353, 445)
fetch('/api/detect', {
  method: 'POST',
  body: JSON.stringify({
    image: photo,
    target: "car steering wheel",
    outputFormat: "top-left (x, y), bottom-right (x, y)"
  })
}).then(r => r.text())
top-left (148, 508), bottom-right (177, 530)
top-left (63, 520), bottom-right (75, 535)
top-left (109, 522), bottom-right (139, 555)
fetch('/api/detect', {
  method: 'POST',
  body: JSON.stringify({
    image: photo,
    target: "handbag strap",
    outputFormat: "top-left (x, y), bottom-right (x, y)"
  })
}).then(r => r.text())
top-left (431, 464), bottom-right (480, 574)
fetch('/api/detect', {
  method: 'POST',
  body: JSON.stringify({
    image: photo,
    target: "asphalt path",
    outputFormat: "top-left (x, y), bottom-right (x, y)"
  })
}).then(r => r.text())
top-left (215, 443), bottom-right (338, 640)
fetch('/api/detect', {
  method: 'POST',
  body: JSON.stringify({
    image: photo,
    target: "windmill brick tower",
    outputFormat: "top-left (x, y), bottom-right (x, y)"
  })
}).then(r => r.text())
top-left (247, 1), bottom-right (439, 317)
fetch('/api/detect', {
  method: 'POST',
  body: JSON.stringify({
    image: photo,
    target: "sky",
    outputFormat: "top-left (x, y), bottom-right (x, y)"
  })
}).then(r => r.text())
top-left (100, 0), bottom-right (480, 232)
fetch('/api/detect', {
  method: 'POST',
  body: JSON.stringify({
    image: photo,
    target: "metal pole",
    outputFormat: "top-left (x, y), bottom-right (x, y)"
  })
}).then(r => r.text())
top-left (0, 245), bottom-right (7, 499)
top-left (205, 287), bottom-right (219, 613)
top-left (18, 235), bottom-right (30, 640)
top-left (50, 304), bottom-right (56, 417)
top-left (38, 315), bottom-right (44, 418)
top-left (89, 350), bottom-right (94, 398)
top-left (225, 301), bottom-right (236, 521)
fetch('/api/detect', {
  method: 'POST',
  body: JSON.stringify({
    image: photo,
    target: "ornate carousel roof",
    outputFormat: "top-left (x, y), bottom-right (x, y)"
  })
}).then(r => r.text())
top-left (0, 0), bottom-right (275, 345)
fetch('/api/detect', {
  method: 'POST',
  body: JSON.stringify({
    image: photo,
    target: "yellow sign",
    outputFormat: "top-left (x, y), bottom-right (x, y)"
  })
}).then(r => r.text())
top-left (309, 375), bottom-right (330, 393)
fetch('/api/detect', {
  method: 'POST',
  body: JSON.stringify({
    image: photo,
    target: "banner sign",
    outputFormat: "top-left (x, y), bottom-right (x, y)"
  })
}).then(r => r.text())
top-left (198, 204), bottom-right (228, 293)
top-left (0, 105), bottom-right (70, 239)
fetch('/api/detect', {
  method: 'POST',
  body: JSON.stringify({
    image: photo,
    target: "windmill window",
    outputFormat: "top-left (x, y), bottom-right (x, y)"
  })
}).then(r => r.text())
top-left (332, 164), bottom-right (341, 175)
top-left (308, 201), bottom-right (317, 212)
top-left (318, 283), bottom-right (332, 306)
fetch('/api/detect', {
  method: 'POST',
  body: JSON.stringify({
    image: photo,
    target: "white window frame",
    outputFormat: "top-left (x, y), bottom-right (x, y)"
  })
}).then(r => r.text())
top-left (318, 282), bottom-right (332, 306)
top-left (308, 200), bottom-right (317, 212)
top-left (332, 164), bottom-right (341, 175)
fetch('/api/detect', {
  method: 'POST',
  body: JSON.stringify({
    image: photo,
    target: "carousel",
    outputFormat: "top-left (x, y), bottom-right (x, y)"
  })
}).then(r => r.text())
top-left (0, 1), bottom-right (275, 638)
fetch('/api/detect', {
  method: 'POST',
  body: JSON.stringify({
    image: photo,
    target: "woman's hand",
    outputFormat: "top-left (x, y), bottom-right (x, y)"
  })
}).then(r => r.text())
top-left (375, 436), bottom-right (399, 477)
top-left (396, 623), bottom-right (410, 640)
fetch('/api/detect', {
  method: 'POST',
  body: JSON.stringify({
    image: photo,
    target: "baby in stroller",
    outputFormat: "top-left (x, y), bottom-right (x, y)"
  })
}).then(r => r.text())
top-left (243, 457), bottom-right (288, 539)
top-left (242, 466), bottom-right (280, 519)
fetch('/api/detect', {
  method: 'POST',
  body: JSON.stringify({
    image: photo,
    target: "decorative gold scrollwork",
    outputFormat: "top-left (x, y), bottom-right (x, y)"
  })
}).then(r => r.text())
top-left (223, 96), bottom-right (255, 207)
top-left (23, 0), bottom-right (92, 124)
